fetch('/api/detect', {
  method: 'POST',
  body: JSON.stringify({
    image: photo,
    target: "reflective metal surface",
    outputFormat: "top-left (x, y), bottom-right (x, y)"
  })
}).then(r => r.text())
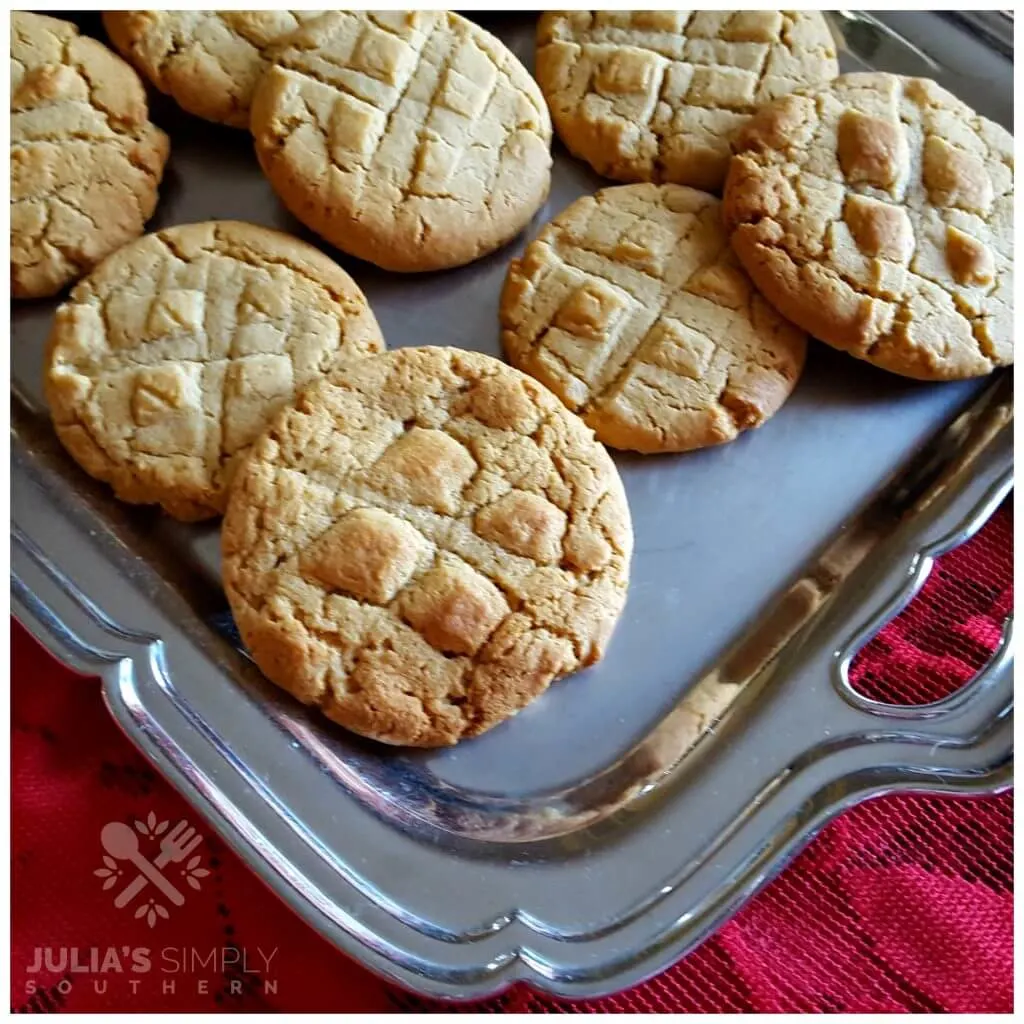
top-left (11, 11), bottom-right (1014, 1000)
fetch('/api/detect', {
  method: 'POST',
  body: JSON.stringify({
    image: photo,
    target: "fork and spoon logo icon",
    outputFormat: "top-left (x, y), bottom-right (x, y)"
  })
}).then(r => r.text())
top-left (96, 814), bottom-right (206, 924)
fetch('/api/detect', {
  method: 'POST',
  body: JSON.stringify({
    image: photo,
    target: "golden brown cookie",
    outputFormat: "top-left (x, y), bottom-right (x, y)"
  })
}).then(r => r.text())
top-left (11, 12), bottom-right (169, 299)
top-left (723, 73), bottom-right (1013, 380)
top-left (45, 221), bottom-right (384, 521)
top-left (536, 10), bottom-right (838, 191)
top-left (501, 184), bottom-right (807, 453)
top-left (103, 10), bottom-right (326, 128)
top-left (250, 11), bottom-right (553, 272)
top-left (222, 346), bottom-right (633, 747)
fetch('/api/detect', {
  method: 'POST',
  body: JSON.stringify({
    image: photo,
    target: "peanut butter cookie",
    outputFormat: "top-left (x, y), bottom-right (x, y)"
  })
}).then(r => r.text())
top-left (11, 12), bottom-right (169, 299)
top-left (250, 11), bottom-right (553, 272)
top-left (724, 73), bottom-right (1014, 380)
top-left (222, 346), bottom-right (633, 747)
top-left (501, 184), bottom-right (807, 453)
top-left (45, 221), bottom-right (384, 521)
top-left (102, 10), bottom-right (325, 128)
top-left (537, 10), bottom-right (837, 191)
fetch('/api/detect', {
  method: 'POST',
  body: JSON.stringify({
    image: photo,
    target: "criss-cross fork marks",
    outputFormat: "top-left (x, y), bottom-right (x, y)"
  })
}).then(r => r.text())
top-left (268, 11), bottom-right (548, 212)
top-left (538, 10), bottom-right (837, 184)
top-left (46, 226), bottom-right (381, 515)
top-left (727, 75), bottom-right (1013, 375)
top-left (252, 392), bottom-right (624, 622)
top-left (255, 449), bottom-right (573, 677)
top-left (503, 186), bottom-right (804, 451)
top-left (224, 350), bottom-right (633, 742)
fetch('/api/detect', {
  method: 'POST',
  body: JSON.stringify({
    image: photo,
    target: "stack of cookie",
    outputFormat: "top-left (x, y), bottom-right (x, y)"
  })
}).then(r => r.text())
top-left (104, 9), bottom-right (556, 272)
top-left (501, 11), bottom-right (835, 455)
top-left (17, 11), bottom-right (628, 748)
top-left (536, 10), bottom-right (840, 192)
top-left (12, 11), bottom-right (1013, 749)
top-left (44, 220), bottom-right (386, 520)
top-left (500, 10), bottom-right (1013, 456)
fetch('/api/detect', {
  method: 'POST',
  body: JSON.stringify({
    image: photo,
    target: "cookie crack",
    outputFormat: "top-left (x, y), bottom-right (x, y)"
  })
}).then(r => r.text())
top-left (400, 27), bottom-right (461, 202)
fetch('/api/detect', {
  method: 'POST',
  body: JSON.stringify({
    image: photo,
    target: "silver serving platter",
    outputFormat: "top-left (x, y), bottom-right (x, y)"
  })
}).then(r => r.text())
top-left (11, 11), bottom-right (1014, 1001)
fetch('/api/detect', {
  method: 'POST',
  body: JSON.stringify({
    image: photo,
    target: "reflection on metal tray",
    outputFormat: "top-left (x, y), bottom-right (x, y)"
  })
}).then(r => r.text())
top-left (11, 11), bottom-right (1013, 1000)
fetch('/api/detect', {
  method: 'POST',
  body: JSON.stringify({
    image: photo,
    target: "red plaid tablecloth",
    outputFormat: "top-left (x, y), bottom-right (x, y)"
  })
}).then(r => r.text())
top-left (11, 504), bottom-right (1013, 1013)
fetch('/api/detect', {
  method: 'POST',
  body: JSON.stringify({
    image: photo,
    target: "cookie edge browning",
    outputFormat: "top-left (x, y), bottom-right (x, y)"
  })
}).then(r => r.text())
top-left (500, 184), bottom-right (808, 453)
top-left (722, 73), bottom-right (1013, 381)
top-left (43, 220), bottom-right (386, 522)
top-left (102, 11), bottom-right (251, 128)
top-left (221, 346), bottom-right (634, 747)
top-left (535, 11), bottom-right (669, 187)
top-left (11, 12), bottom-right (171, 299)
top-left (248, 12), bottom-right (554, 273)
